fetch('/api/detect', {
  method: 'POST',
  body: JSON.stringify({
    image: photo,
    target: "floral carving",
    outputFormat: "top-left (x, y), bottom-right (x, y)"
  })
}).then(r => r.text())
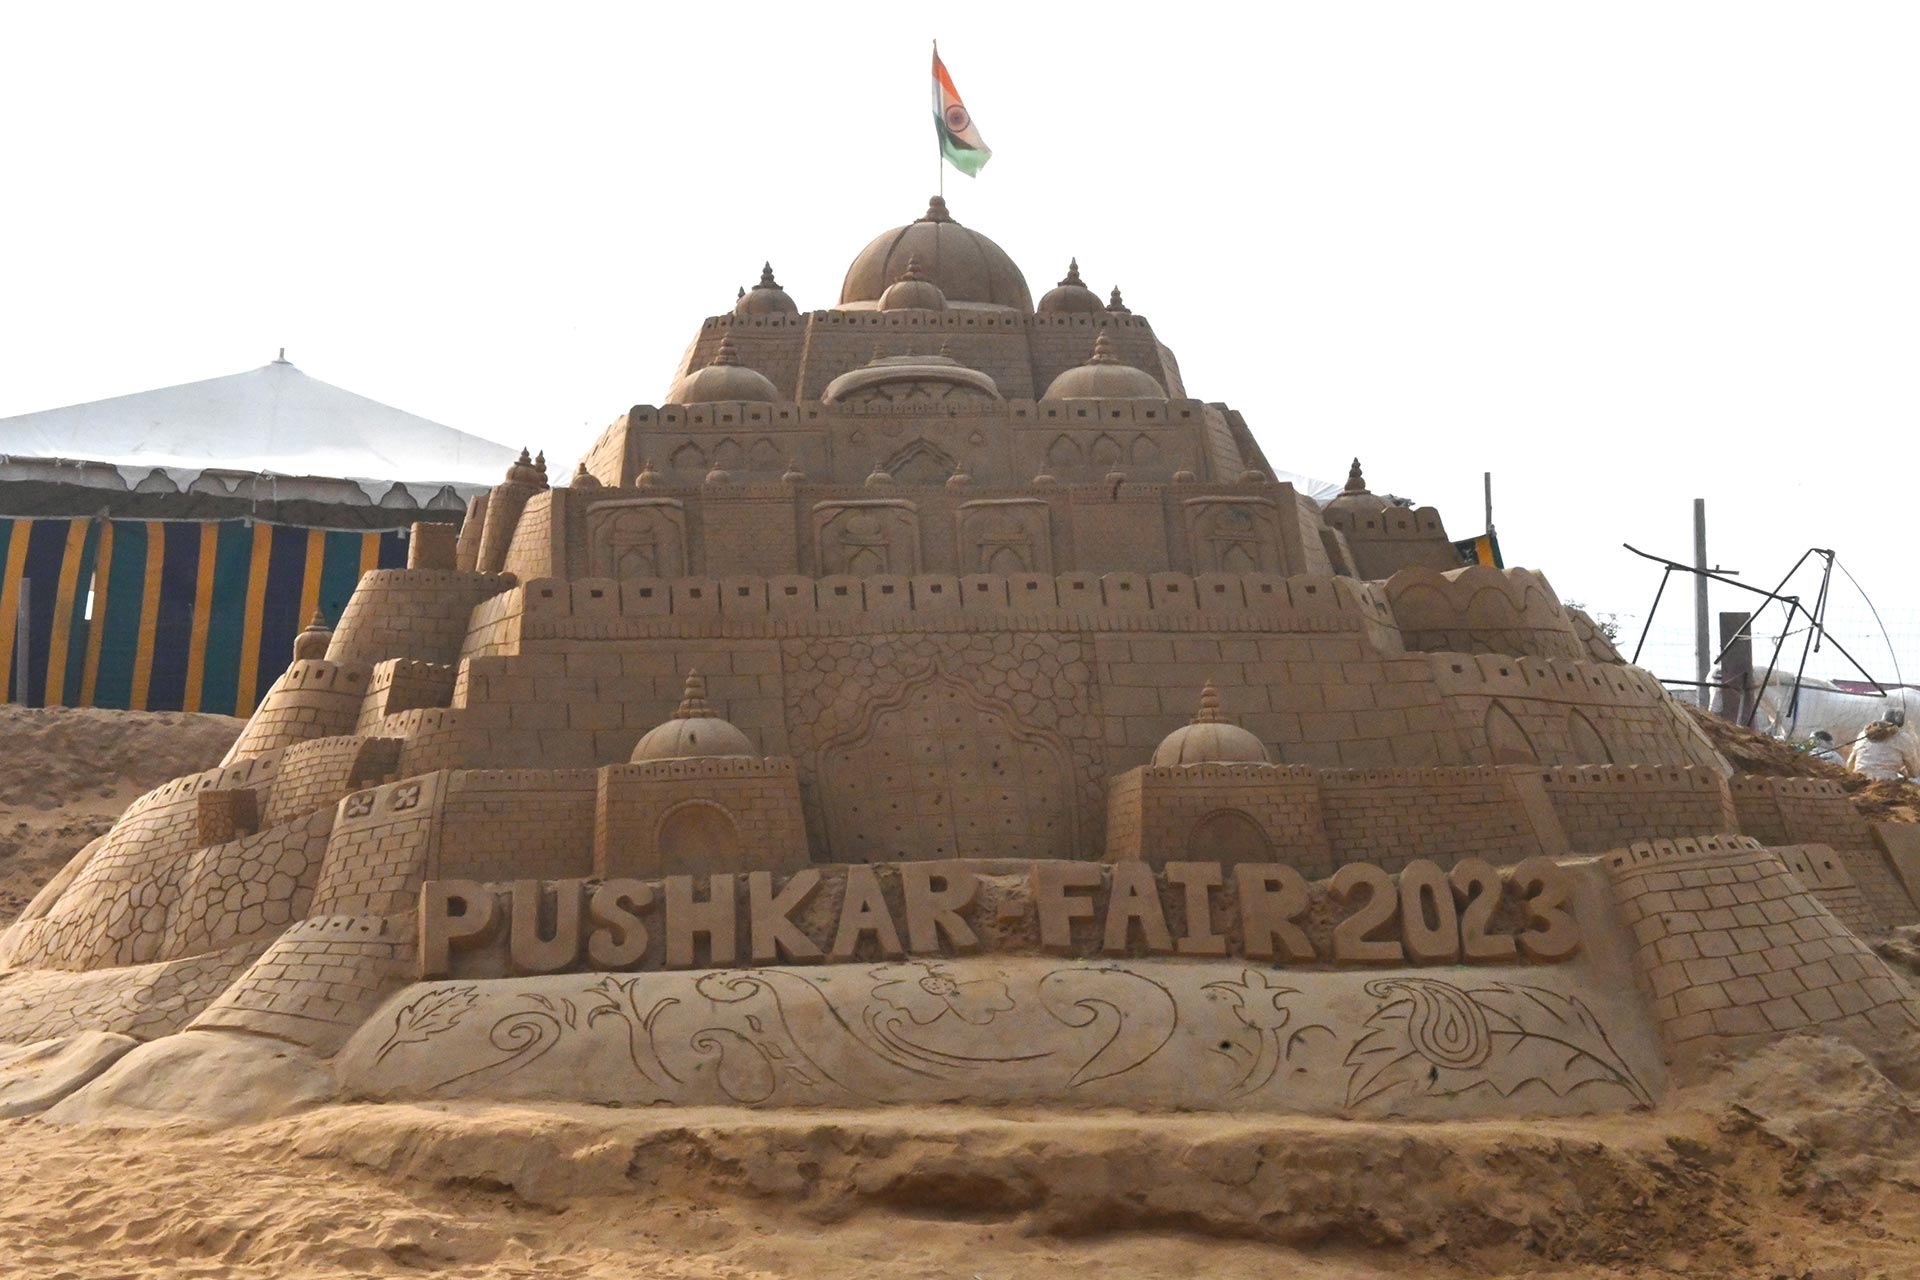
top-left (871, 963), bottom-right (1013, 1026)
top-left (1203, 968), bottom-right (1334, 1096)
top-left (373, 985), bottom-right (476, 1064)
top-left (1344, 978), bottom-right (1651, 1110)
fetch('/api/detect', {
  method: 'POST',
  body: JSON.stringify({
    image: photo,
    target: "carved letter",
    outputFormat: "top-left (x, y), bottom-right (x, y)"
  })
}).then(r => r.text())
top-left (748, 869), bottom-right (824, 964)
top-left (1033, 862), bottom-right (1104, 955)
top-left (1234, 863), bottom-right (1314, 963)
top-left (1165, 861), bottom-right (1228, 957)
top-left (509, 879), bottom-right (583, 975)
top-left (418, 878), bottom-right (496, 979)
top-left (829, 865), bottom-right (905, 962)
top-left (663, 873), bottom-right (738, 968)
top-left (1101, 861), bottom-right (1175, 956)
top-left (901, 864), bottom-right (980, 955)
top-left (587, 878), bottom-right (654, 969)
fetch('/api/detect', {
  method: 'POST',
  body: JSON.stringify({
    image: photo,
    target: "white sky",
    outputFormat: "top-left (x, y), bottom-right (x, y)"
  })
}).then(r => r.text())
top-left (2, 1), bottom-right (1914, 692)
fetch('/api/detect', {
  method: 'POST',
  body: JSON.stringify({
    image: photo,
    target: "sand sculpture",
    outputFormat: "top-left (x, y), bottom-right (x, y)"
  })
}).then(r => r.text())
top-left (3, 196), bottom-right (1917, 1123)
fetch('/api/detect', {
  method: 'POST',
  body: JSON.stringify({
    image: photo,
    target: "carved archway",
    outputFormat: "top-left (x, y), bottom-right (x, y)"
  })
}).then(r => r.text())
top-left (1567, 709), bottom-right (1614, 765)
top-left (656, 801), bottom-right (742, 876)
top-left (1188, 809), bottom-right (1271, 865)
top-left (818, 671), bottom-right (1077, 862)
top-left (1484, 700), bottom-right (1539, 765)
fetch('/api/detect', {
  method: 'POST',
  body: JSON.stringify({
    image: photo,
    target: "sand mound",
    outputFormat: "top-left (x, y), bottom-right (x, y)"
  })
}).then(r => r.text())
top-left (0, 704), bottom-right (241, 923)
top-left (1685, 703), bottom-right (1920, 823)
top-left (1, 1034), bottom-right (1918, 1278)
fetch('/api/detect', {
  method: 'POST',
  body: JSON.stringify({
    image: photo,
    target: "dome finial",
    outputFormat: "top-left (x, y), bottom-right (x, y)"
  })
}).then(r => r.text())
top-left (1107, 286), bottom-right (1130, 314)
top-left (1345, 458), bottom-right (1367, 493)
top-left (516, 447), bottom-right (532, 466)
top-left (307, 608), bottom-right (327, 629)
top-left (937, 336), bottom-right (954, 360)
top-left (1089, 331), bottom-right (1121, 364)
top-left (711, 334), bottom-right (742, 366)
top-left (674, 669), bottom-right (711, 719)
top-left (1193, 681), bottom-right (1224, 724)
top-left (1059, 258), bottom-right (1084, 287)
top-left (759, 261), bottom-right (779, 289)
top-left (921, 195), bottom-right (953, 223)
top-left (900, 254), bottom-right (926, 282)
top-left (736, 285), bottom-right (746, 300)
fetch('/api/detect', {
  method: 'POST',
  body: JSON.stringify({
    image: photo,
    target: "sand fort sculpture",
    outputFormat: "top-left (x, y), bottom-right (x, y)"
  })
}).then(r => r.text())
top-left (4, 196), bottom-right (1919, 1121)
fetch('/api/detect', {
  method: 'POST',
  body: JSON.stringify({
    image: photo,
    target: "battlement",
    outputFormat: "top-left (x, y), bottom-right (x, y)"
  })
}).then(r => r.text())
top-left (1727, 776), bottom-right (1851, 799)
top-left (463, 570), bottom-right (1395, 653)
top-left (1538, 765), bottom-right (1724, 792)
top-left (1321, 504), bottom-right (1447, 540)
top-left (1428, 652), bottom-right (1670, 704)
top-left (603, 757), bottom-right (796, 783)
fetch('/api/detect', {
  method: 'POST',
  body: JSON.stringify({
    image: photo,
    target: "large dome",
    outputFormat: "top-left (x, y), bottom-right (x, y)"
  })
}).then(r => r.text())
top-left (840, 196), bottom-right (1033, 312)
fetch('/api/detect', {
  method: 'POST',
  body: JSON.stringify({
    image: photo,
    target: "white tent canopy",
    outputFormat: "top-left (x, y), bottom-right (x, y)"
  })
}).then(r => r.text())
top-left (0, 355), bottom-right (517, 487)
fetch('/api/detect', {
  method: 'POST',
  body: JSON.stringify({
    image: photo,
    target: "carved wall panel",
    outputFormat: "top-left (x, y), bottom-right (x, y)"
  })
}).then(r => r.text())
top-left (587, 500), bottom-right (688, 580)
top-left (955, 499), bottom-right (1053, 575)
top-left (884, 438), bottom-right (957, 485)
top-left (817, 671), bottom-right (1077, 861)
top-left (1183, 498), bottom-right (1284, 574)
top-left (812, 501), bottom-right (920, 577)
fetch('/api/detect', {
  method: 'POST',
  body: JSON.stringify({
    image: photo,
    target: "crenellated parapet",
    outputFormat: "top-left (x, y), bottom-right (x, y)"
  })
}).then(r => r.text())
top-left (1386, 565), bottom-right (1588, 661)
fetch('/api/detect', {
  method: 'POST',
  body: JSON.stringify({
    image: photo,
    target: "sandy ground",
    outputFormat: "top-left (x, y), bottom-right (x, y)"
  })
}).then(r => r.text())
top-left (0, 704), bottom-right (243, 922)
top-left (2, 705), bottom-right (1918, 1277)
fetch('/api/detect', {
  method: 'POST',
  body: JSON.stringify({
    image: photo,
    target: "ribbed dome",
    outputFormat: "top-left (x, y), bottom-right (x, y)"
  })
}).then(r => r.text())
top-left (1151, 684), bottom-right (1273, 766)
top-left (1036, 259), bottom-right (1105, 315)
top-left (1322, 458), bottom-right (1392, 516)
top-left (631, 671), bottom-right (757, 762)
top-left (841, 196), bottom-right (1032, 311)
top-left (667, 335), bottom-right (781, 405)
top-left (878, 256), bottom-right (948, 312)
top-left (734, 262), bottom-right (798, 318)
top-left (821, 352), bottom-right (1001, 404)
top-left (1043, 332), bottom-right (1167, 400)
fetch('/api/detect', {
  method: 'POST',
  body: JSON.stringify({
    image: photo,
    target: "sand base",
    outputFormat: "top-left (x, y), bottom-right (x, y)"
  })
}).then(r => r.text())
top-left (0, 1032), bottom-right (1913, 1278)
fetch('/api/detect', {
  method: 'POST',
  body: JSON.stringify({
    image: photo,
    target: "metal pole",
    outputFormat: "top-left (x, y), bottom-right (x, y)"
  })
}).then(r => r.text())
top-left (1717, 611), bottom-right (1753, 723)
top-left (11, 581), bottom-right (28, 705)
top-left (1692, 498), bottom-right (1710, 708)
top-left (1483, 471), bottom-right (1493, 533)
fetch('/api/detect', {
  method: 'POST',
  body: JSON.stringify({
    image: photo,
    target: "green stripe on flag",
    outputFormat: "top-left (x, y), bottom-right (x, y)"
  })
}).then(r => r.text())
top-left (936, 118), bottom-right (989, 176)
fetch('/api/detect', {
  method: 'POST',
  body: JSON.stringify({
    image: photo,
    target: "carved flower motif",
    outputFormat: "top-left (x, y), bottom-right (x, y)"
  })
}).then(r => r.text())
top-left (871, 964), bottom-right (1014, 1026)
top-left (1204, 968), bottom-right (1299, 1032)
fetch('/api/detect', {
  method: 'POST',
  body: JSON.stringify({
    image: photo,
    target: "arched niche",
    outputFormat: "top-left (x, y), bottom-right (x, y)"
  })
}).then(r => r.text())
top-left (655, 800), bottom-right (742, 876)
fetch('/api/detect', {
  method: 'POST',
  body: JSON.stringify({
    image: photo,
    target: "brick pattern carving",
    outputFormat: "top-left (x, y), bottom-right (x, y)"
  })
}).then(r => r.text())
top-left (1606, 840), bottom-right (1918, 1058)
top-left (323, 568), bottom-right (514, 667)
top-left (595, 758), bottom-right (809, 877)
top-left (1385, 566), bottom-right (1589, 661)
top-left (1730, 776), bottom-right (1913, 926)
top-left (263, 735), bottom-right (401, 830)
top-left (355, 659), bottom-right (457, 734)
top-left (189, 915), bottom-right (412, 1053)
top-left (1539, 766), bottom-right (1736, 853)
top-left (1106, 763), bottom-right (1329, 874)
top-left (307, 774), bottom-right (444, 918)
top-left (221, 660), bottom-right (369, 764)
top-left (434, 769), bottom-right (598, 883)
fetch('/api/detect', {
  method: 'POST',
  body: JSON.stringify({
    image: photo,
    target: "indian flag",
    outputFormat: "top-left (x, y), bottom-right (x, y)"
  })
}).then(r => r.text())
top-left (932, 44), bottom-right (991, 177)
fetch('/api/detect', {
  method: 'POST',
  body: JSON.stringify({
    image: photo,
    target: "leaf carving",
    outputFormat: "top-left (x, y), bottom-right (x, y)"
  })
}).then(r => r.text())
top-left (1470, 983), bottom-right (1653, 1107)
top-left (374, 986), bottom-right (477, 1064)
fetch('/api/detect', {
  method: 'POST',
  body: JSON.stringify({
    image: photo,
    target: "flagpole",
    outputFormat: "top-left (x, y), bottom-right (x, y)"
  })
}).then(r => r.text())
top-left (934, 39), bottom-right (943, 202)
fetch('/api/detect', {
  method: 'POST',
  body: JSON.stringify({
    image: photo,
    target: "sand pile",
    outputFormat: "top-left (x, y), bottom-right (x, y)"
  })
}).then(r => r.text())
top-left (0, 704), bottom-right (241, 923)
top-left (1686, 703), bottom-right (1920, 824)
top-left (1, 1033), bottom-right (1918, 1277)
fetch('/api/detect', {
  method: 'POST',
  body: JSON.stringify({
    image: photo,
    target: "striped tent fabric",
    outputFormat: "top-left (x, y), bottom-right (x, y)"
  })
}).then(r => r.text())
top-left (0, 517), bottom-right (406, 715)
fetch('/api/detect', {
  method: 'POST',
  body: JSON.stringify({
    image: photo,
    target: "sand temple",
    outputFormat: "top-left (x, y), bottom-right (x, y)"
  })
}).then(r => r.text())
top-left (4, 197), bottom-right (1918, 1121)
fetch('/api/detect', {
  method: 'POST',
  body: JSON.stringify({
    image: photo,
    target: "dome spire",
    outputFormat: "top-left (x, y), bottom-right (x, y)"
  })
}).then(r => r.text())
top-left (1059, 258), bottom-right (1084, 287)
top-left (1088, 332), bottom-right (1121, 365)
top-left (1107, 287), bottom-right (1130, 315)
top-left (674, 670), bottom-right (711, 719)
top-left (920, 195), bottom-right (954, 223)
top-left (711, 334), bottom-right (741, 366)
top-left (899, 254), bottom-right (926, 282)
top-left (758, 261), bottom-right (780, 289)
top-left (1192, 681), bottom-right (1224, 724)
top-left (1345, 458), bottom-right (1368, 493)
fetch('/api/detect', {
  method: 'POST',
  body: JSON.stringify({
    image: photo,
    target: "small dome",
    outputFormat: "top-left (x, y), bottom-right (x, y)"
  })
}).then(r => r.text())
top-left (667, 334), bottom-right (781, 405)
top-left (571, 461), bottom-right (602, 489)
top-left (1037, 259), bottom-right (1105, 315)
top-left (1151, 684), bottom-right (1272, 766)
top-left (631, 671), bottom-right (757, 762)
top-left (735, 262), bottom-right (799, 318)
top-left (1322, 458), bottom-right (1392, 516)
top-left (841, 197), bottom-right (1033, 311)
top-left (878, 256), bottom-right (948, 312)
top-left (292, 610), bottom-right (331, 661)
top-left (1043, 332), bottom-right (1167, 400)
top-left (504, 447), bottom-right (543, 487)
